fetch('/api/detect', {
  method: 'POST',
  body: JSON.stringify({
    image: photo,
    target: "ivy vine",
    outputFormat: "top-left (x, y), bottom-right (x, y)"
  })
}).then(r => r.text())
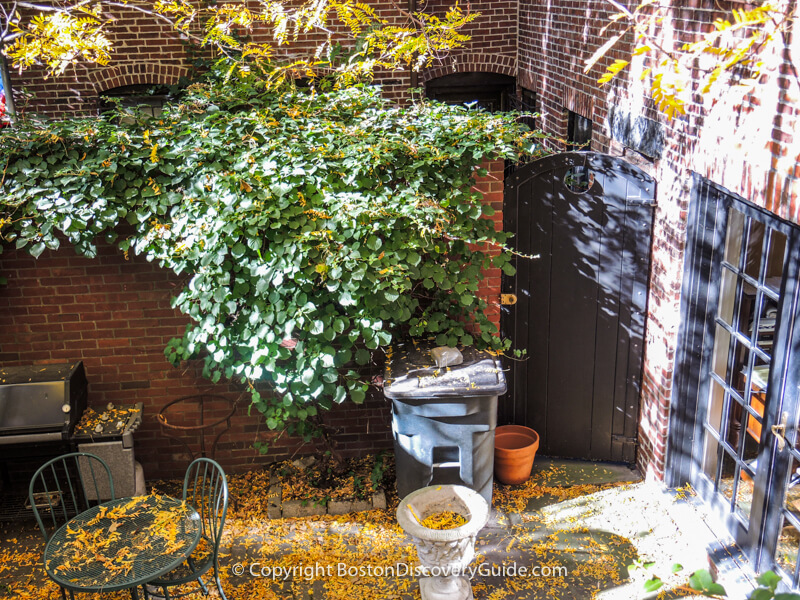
top-left (0, 72), bottom-right (541, 439)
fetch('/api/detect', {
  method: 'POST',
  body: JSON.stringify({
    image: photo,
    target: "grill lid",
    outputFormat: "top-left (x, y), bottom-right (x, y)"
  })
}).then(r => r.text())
top-left (0, 362), bottom-right (88, 436)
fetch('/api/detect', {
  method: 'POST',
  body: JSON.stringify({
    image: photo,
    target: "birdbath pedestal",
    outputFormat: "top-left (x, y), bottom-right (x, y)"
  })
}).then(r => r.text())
top-left (396, 485), bottom-right (489, 600)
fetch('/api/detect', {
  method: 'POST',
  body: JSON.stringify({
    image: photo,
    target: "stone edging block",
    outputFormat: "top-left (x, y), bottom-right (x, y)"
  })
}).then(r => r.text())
top-left (267, 478), bottom-right (387, 519)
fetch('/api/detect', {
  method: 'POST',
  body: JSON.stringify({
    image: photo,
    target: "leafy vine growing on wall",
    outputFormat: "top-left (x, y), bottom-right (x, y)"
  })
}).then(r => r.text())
top-left (0, 70), bottom-right (542, 441)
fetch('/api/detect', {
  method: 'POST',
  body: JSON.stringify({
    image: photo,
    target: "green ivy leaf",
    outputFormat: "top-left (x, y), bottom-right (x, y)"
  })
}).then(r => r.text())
top-left (301, 368), bottom-right (315, 385)
top-left (688, 570), bottom-right (726, 596)
top-left (29, 242), bottom-right (46, 258)
top-left (333, 386), bottom-right (347, 404)
top-left (502, 262), bottom-right (517, 276)
top-left (643, 577), bottom-right (663, 593)
top-left (232, 242), bottom-right (247, 258)
top-left (756, 571), bottom-right (782, 591)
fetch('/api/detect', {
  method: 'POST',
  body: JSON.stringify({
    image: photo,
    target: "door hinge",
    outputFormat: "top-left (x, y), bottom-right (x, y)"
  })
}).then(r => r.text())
top-left (612, 435), bottom-right (639, 445)
top-left (501, 294), bottom-right (518, 306)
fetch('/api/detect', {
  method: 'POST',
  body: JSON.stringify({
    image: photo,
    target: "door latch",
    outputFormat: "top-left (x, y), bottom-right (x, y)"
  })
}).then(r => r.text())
top-left (772, 411), bottom-right (789, 452)
top-left (500, 294), bottom-right (518, 306)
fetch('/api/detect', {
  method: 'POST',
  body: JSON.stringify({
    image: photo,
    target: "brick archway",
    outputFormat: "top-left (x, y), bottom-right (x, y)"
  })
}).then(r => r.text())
top-left (89, 63), bottom-right (190, 94)
top-left (422, 54), bottom-right (516, 84)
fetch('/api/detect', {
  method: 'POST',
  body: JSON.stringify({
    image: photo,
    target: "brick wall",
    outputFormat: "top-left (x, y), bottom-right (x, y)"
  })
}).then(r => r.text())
top-left (0, 240), bottom-right (392, 479)
top-left (8, 0), bottom-right (516, 116)
top-left (422, 0), bottom-right (517, 83)
top-left (16, 0), bottom-right (799, 483)
top-left (0, 161), bottom-right (504, 479)
top-left (10, 2), bottom-right (194, 117)
top-left (518, 0), bottom-right (800, 479)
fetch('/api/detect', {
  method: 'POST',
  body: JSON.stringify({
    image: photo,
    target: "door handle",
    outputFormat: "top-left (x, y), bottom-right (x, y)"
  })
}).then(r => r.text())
top-left (772, 411), bottom-right (789, 452)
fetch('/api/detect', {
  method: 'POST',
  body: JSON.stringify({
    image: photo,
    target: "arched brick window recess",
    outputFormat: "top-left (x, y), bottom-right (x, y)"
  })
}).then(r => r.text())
top-left (100, 84), bottom-right (172, 118)
top-left (425, 72), bottom-right (516, 113)
top-left (90, 63), bottom-right (190, 115)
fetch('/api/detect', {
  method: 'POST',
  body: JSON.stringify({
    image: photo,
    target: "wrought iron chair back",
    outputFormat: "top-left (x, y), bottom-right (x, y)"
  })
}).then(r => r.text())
top-left (29, 452), bottom-right (115, 542)
top-left (184, 457), bottom-right (228, 557)
top-left (144, 457), bottom-right (229, 600)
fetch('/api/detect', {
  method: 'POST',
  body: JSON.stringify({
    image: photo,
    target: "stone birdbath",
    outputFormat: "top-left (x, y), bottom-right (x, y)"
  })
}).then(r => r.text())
top-left (396, 484), bottom-right (489, 600)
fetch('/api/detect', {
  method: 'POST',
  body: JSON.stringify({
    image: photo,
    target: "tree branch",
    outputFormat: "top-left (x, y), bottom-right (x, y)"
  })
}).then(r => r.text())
top-left (16, 0), bottom-right (98, 14)
top-left (0, 32), bottom-right (23, 45)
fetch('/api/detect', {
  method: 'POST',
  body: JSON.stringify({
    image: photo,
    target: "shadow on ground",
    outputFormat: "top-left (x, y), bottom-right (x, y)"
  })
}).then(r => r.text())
top-left (0, 459), bottom-right (755, 599)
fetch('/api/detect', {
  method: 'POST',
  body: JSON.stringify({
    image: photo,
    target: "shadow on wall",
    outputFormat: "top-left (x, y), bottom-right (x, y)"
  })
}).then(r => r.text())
top-left (501, 152), bottom-right (656, 464)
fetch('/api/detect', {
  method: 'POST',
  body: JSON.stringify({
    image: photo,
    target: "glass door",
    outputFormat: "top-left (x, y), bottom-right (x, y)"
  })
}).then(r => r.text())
top-left (695, 201), bottom-right (800, 572)
top-left (765, 398), bottom-right (800, 584)
top-left (757, 254), bottom-right (800, 583)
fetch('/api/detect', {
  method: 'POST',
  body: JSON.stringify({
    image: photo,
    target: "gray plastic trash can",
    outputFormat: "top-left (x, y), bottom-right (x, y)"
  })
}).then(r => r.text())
top-left (384, 344), bottom-right (507, 505)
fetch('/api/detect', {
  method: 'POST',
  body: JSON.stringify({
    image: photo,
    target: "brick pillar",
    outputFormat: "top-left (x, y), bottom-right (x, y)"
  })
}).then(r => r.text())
top-left (473, 159), bottom-right (505, 331)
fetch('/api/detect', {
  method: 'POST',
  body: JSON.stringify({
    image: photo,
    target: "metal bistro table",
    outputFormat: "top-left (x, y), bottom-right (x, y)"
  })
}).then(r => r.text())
top-left (44, 494), bottom-right (201, 599)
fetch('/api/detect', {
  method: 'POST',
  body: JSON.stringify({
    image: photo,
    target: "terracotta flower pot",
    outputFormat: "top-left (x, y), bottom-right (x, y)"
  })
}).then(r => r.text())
top-left (493, 425), bottom-right (539, 485)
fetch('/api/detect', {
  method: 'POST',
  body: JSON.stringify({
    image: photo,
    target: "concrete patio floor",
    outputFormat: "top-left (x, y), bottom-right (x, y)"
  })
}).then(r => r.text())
top-left (0, 459), bottom-right (758, 599)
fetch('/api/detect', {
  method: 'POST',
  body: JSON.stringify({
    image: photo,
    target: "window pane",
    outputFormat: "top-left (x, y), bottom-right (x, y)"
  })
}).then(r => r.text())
top-left (567, 111), bottom-right (592, 151)
top-left (755, 294), bottom-right (778, 355)
top-left (702, 429), bottom-right (721, 480)
top-left (719, 451), bottom-right (738, 506)
top-left (748, 360), bottom-right (770, 394)
top-left (726, 392), bottom-right (748, 453)
top-left (707, 379), bottom-right (726, 437)
top-left (744, 219), bottom-right (766, 280)
top-left (743, 366), bottom-right (768, 444)
top-left (736, 467), bottom-right (755, 523)
top-left (765, 229), bottom-right (787, 294)
top-left (712, 324), bottom-right (732, 380)
top-left (777, 517), bottom-right (800, 578)
top-left (718, 267), bottom-right (738, 326)
top-left (736, 284), bottom-right (756, 341)
top-left (724, 209), bottom-right (745, 266)
top-left (786, 476), bottom-right (800, 517)
top-left (727, 337), bottom-right (747, 390)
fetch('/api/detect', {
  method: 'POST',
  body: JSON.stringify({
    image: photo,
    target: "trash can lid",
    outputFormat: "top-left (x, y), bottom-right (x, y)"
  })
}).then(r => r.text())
top-left (384, 344), bottom-right (506, 399)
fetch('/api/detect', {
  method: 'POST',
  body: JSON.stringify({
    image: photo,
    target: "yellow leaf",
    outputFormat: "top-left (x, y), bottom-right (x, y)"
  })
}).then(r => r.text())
top-left (598, 60), bottom-right (629, 85)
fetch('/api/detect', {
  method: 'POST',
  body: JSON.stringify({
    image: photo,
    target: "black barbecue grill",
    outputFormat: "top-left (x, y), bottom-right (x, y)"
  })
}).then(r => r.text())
top-left (0, 362), bottom-right (88, 446)
top-left (0, 362), bottom-right (144, 520)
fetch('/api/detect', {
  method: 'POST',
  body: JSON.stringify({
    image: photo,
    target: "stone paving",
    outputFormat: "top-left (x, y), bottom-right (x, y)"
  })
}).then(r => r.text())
top-left (0, 459), bottom-right (759, 599)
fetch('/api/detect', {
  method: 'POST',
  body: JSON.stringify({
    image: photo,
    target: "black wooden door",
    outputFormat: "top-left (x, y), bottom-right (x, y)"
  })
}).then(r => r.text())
top-left (500, 152), bottom-right (655, 462)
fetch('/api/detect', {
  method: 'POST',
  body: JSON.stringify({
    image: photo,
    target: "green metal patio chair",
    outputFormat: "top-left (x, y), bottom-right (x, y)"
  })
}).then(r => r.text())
top-left (144, 457), bottom-right (229, 600)
top-left (29, 452), bottom-right (115, 600)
